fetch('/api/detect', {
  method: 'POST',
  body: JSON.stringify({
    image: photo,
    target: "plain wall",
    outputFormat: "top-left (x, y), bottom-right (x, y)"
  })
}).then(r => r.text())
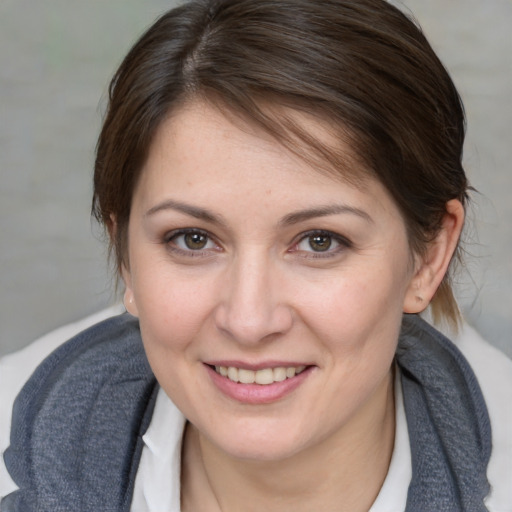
top-left (1, 0), bottom-right (511, 357)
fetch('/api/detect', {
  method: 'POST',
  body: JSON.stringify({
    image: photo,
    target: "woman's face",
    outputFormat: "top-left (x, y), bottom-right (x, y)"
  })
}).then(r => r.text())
top-left (124, 101), bottom-right (420, 461)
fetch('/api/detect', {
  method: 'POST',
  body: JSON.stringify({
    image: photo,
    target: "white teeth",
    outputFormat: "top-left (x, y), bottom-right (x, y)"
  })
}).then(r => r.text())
top-left (255, 368), bottom-right (274, 385)
top-left (215, 365), bottom-right (307, 385)
top-left (285, 367), bottom-right (296, 378)
top-left (273, 367), bottom-right (287, 382)
top-left (238, 368), bottom-right (255, 384)
top-left (227, 367), bottom-right (239, 382)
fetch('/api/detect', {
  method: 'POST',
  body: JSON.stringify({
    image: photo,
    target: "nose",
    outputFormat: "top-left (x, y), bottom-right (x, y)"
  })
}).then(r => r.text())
top-left (214, 251), bottom-right (293, 345)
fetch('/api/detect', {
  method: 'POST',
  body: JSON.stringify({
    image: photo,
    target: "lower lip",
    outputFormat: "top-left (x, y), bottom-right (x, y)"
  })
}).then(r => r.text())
top-left (205, 365), bottom-right (313, 404)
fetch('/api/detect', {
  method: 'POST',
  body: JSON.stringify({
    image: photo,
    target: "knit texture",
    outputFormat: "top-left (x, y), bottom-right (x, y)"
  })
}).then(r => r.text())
top-left (2, 313), bottom-right (491, 511)
top-left (398, 315), bottom-right (491, 511)
top-left (2, 314), bottom-right (157, 512)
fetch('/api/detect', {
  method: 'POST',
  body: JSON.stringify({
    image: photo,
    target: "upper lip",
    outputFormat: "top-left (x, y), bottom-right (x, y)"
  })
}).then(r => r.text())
top-left (204, 360), bottom-right (313, 371)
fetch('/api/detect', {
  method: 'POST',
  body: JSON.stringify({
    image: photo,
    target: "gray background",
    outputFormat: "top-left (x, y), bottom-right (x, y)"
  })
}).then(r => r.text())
top-left (1, 0), bottom-right (511, 357)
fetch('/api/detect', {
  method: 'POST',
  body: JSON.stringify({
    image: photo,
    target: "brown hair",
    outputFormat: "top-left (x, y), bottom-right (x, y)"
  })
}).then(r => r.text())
top-left (93, 0), bottom-right (468, 325)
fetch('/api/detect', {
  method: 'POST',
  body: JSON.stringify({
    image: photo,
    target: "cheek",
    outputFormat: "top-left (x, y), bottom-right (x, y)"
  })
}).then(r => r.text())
top-left (292, 258), bottom-right (410, 360)
top-left (134, 270), bottom-right (216, 403)
top-left (300, 269), bottom-right (407, 327)
top-left (131, 261), bottom-right (217, 354)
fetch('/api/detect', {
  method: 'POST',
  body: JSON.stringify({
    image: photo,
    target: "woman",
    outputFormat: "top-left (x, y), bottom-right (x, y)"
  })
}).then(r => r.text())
top-left (1, 0), bottom-right (511, 510)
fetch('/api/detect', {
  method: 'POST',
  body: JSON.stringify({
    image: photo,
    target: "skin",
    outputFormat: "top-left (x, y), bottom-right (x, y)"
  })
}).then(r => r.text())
top-left (122, 101), bottom-right (464, 511)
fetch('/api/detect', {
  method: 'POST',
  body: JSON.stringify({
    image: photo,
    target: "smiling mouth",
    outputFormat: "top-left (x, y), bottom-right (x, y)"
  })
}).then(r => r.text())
top-left (213, 365), bottom-right (307, 385)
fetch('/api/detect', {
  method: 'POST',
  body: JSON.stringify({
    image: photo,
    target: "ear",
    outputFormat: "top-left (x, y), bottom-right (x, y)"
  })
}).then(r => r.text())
top-left (403, 199), bottom-right (465, 314)
top-left (111, 214), bottom-right (139, 318)
top-left (122, 263), bottom-right (139, 317)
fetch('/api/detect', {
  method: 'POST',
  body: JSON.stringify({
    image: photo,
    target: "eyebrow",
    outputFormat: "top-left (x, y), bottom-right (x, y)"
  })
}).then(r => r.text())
top-left (145, 199), bottom-right (372, 226)
top-left (279, 204), bottom-right (373, 226)
top-left (145, 199), bottom-right (226, 226)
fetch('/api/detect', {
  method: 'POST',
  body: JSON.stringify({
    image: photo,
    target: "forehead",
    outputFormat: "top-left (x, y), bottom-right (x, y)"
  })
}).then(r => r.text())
top-left (148, 98), bottom-right (370, 182)
top-left (133, 100), bottom-right (399, 223)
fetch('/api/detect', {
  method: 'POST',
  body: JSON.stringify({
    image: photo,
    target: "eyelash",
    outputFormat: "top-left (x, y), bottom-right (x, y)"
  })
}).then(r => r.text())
top-left (162, 228), bottom-right (352, 259)
top-left (163, 228), bottom-right (221, 258)
top-left (289, 230), bottom-right (352, 259)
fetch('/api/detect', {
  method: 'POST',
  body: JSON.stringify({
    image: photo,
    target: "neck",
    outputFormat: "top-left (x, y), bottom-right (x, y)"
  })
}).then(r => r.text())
top-left (181, 370), bottom-right (395, 512)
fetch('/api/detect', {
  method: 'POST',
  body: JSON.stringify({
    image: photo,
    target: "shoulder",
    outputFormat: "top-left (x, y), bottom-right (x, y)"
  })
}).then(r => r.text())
top-left (453, 322), bottom-right (512, 510)
top-left (0, 308), bottom-right (157, 508)
top-left (0, 305), bottom-right (124, 455)
top-left (0, 305), bottom-right (144, 499)
top-left (6, 309), bottom-right (153, 428)
top-left (0, 305), bottom-right (123, 432)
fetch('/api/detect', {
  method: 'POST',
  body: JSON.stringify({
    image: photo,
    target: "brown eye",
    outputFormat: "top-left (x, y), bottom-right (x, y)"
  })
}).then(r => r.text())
top-left (167, 229), bottom-right (217, 253)
top-left (184, 232), bottom-right (208, 250)
top-left (293, 230), bottom-right (350, 257)
top-left (308, 234), bottom-right (332, 252)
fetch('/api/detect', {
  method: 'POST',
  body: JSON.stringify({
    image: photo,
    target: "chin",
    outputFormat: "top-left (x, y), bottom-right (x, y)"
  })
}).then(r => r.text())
top-left (222, 440), bottom-right (304, 463)
top-left (202, 419), bottom-right (316, 463)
